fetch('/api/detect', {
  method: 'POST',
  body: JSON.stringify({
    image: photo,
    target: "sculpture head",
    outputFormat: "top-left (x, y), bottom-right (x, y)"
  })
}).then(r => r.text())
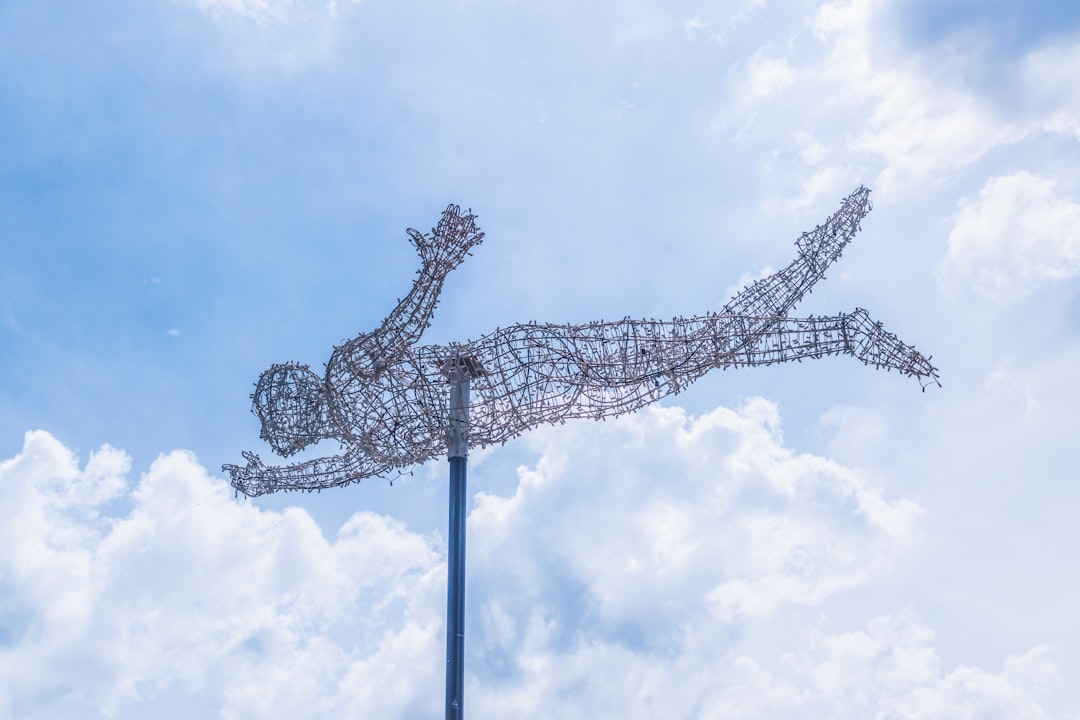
top-left (252, 362), bottom-right (331, 457)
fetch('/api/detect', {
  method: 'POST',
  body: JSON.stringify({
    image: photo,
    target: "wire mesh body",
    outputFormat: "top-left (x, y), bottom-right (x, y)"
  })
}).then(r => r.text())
top-left (225, 187), bottom-right (939, 496)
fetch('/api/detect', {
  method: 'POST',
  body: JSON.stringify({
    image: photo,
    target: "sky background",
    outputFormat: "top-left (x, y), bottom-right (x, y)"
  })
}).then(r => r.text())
top-left (2, 0), bottom-right (1080, 717)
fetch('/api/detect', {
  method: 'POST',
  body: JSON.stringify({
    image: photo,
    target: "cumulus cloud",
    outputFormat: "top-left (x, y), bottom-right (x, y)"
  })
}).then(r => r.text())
top-left (0, 430), bottom-right (444, 719)
top-left (726, 612), bottom-right (1065, 719)
top-left (0, 410), bottom-right (1067, 718)
top-left (727, 0), bottom-right (1080, 206)
top-left (804, 0), bottom-right (1027, 198)
top-left (820, 1), bottom-right (1021, 177)
top-left (471, 401), bottom-right (921, 630)
top-left (938, 171), bottom-right (1080, 302)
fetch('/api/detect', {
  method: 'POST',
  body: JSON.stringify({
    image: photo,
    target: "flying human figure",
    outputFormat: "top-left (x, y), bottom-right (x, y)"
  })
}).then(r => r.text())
top-left (225, 186), bottom-right (938, 496)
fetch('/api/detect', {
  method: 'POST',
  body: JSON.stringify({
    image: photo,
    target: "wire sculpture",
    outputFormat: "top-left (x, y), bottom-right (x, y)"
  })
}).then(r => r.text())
top-left (225, 186), bottom-right (939, 496)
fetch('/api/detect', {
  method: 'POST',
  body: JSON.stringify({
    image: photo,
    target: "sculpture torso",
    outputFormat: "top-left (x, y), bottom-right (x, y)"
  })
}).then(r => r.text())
top-left (325, 333), bottom-right (447, 466)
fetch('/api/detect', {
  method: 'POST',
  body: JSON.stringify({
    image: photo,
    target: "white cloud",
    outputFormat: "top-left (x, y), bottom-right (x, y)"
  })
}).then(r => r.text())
top-left (729, 0), bottom-right (766, 28)
top-left (938, 171), bottom-right (1080, 302)
top-left (795, 129), bottom-right (828, 166)
top-left (727, 0), bottom-right (1080, 206)
top-left (177, 0), bottom-right (361, 74)
top-left (470, 400), bottom-right (922, 630)
top-left (0, 430), bottom-right (443, 719)
top-left (1022, 42), bottom-right (1080, 141)
top-left (684, 0), bottom-right (765, 46)
top-left (737, 47), bottom-right (795, 105)
top-left (809, 0), bottom-right (1022, 196)
top-left (750, 612), bottom-right (1065, 719)
top-left (0, 414), bottom-right (1068, 718)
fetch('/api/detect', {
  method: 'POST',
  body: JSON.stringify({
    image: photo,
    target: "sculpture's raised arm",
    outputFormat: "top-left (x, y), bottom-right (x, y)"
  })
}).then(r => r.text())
top-left (364, 205), bottom-right (484, 362)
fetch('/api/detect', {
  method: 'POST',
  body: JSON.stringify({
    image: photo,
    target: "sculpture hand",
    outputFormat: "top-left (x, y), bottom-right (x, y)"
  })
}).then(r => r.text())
top-left (222, 451), bottom-right (266, 496)
top-left (408, 204), bottom-right (484, 270)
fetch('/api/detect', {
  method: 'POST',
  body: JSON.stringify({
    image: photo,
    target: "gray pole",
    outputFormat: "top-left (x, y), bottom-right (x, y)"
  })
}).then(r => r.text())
top-left (445, 370), bottom-right (469, 720)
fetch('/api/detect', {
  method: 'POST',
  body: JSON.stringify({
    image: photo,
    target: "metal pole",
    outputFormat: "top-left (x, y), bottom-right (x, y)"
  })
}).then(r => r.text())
top-left (445, 372), bottom-right (469, 720)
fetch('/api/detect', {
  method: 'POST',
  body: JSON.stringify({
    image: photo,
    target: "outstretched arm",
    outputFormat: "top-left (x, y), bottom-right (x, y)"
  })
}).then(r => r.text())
top-left (224, 448), bottom-right (402, 497)
top-left (366, 205), bottom-right (484, 362)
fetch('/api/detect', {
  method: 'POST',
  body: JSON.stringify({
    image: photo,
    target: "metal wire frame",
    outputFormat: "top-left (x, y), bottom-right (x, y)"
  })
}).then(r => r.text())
top-left (225, 187), bottom-right (938, 496)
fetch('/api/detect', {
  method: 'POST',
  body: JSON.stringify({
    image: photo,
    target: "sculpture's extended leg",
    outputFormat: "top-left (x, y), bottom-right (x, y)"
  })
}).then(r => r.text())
top-left (735, 309), bottom-right (939, 384)
top-left (721, 186), bottom-right (871, 324)
top-left (458, 306), bottom-right (936, 446)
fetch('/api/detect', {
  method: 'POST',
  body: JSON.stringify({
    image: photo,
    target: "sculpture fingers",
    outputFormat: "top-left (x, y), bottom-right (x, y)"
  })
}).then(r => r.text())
top-left (407, 205), bottom-right (484, 270)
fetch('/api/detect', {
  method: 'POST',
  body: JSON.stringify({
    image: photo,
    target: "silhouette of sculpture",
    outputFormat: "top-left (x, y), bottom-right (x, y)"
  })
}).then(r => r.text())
top-left (225, 187), bottom-right (938, 496)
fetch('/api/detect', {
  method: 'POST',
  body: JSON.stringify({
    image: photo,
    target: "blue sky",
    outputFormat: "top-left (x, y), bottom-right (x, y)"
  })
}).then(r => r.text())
top-left (2, 0), bottom-right (1080, 717)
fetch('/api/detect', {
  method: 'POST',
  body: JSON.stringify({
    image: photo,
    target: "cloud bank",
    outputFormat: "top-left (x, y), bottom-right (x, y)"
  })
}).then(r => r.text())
top-left (1, 401), bottom-right (1067, 718)
top-left (940, 171), bottom-right (1080, 302)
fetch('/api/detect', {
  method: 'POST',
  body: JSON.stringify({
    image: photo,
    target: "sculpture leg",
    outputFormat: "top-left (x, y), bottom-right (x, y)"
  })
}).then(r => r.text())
top-left (459, 305), bottom-right (936, 447)
top-left (721, 186), bottom-right (872, 322)
top-left (736, 310), bottom-right (938, 384)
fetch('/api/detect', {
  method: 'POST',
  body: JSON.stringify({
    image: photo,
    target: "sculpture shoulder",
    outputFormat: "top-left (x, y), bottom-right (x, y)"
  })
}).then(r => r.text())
top-left (327, 332), bottom-right (432, 381)
top-left (327, 332), bottom-right (381, 378)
